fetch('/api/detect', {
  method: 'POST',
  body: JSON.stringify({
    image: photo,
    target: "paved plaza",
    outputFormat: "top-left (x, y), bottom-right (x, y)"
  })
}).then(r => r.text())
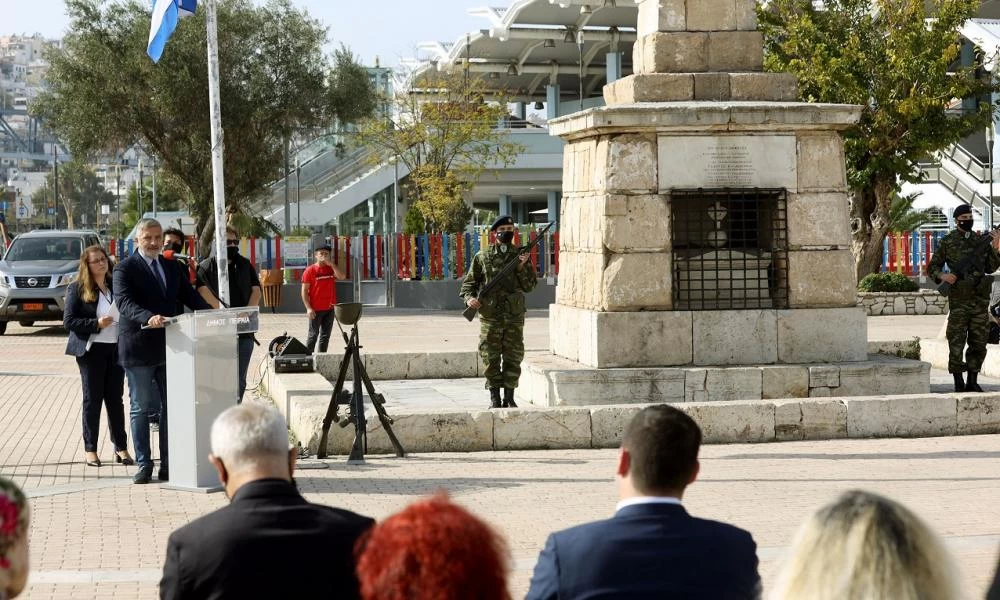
top-left (1, 312), bottom-right (999, 598)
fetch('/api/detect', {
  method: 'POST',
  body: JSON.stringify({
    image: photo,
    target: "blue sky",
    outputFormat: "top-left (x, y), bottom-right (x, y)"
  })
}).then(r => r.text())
top-left (5, 0), bottom-right (487, 67)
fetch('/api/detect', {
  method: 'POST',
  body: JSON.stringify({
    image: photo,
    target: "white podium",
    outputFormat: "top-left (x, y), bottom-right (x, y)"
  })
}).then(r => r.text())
top-left (164, 307), bottom-right (260, 492)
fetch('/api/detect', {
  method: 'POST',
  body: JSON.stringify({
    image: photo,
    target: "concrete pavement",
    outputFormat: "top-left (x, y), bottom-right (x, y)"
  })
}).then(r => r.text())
top-left (2, 313), bottom-right (999, 599)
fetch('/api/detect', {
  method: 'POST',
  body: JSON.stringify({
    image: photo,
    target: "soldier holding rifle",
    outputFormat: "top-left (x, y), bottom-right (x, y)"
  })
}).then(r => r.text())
top-left (461, 216), bottom-right (540, 409)
top-left (928, 204), bottom-right (1000, 392)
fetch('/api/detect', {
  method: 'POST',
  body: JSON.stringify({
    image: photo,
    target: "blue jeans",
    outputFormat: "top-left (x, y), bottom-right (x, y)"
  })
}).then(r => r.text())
top-left (237, 336), bottom-right (255, 403)
top-left (125, 364), bottom-right (167, 471)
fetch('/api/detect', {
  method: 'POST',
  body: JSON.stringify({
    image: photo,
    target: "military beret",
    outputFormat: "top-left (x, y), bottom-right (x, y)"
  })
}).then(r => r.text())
top-left (490, 215), bottom-right (514, 231)
top-left (954, 204), bottom-right (973, 219)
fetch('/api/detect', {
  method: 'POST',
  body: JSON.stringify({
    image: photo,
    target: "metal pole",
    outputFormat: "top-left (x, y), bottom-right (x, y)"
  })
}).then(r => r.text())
top-left (989, 125), bottom-right (995, 230)
top-left (52, 145), bottom-right (58, 221)
top-left (152, 155), bottom-right (158, 217)
top-left (138, 158), bottom-right (144, 218)
top-left (295, 156), bottom-right (301, 231)
top-left (116, 164), bottom-right (121, 236)
top-left (205, 0), bottom-right (231, 306)
top-left (283, 138), bottom-right (291, 236)
top-left (576, 30), bottom-right (584, 104)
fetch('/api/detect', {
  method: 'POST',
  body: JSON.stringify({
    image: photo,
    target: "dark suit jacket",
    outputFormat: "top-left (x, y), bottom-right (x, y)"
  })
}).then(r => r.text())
top-left (159, 479), bottom-right (374, 600)
top-left (526, 502), bottom-right (761, 600)
top-left (63, 279), bottom-right (114, 357)
top-left (113, 252), bottom-right (210, 367)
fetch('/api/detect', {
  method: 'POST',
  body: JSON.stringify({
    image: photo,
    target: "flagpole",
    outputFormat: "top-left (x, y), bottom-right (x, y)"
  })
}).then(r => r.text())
top-left (204, 0), bottom-right (230, 307)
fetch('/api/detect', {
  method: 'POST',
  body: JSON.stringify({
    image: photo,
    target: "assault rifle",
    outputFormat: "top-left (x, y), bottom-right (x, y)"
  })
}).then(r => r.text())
top-left (937, 226), bottom-right (1000, 296)
top-left (462, 221), bottom-right (555, 322)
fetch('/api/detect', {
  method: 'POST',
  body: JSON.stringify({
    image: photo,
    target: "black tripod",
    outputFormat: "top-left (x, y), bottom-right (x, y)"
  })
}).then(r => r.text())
top-left (317, 316), bottom-right (405, 463)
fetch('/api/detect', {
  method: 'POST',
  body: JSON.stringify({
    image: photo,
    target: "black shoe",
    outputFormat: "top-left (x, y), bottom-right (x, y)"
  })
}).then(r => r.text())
top-left (953, 372), bottom-right (966, 392)
top-left (966, 372), bottom-right (984, 392)
top-left (489, 388), bottom-right (502, 409)
top-left (158, 468), bottom-right (169, 482)
top-left (115, 452), bottom-right (135, 466)
top-left (133, 466), bottom-right (153, 484)
top-left (502, 388), bottom-right (517, 408)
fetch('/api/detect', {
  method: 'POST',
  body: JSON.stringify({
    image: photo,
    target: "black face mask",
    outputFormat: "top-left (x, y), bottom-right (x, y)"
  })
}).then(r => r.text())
top-left (168, 242), bottom-right (183, 253)
top-left (957, 219), bottom-right (974, 232)
top-left (227, 246), bottom-right (239, 260)
top-left (497, 231), bottom-right (515, 244)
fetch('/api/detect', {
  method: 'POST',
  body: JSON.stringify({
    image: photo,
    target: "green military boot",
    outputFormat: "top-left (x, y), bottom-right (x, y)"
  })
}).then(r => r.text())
top-left (966, 372), bottom-right (984, 393)
top-left (503, 388), bottom-right (517, 408)
top-left (489, 388), bottom-right (502, 409)
top-left (953, 372), bottom-right (965, 393)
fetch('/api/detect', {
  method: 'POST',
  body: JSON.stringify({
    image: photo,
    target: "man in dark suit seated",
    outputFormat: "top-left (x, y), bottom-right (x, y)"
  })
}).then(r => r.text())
top-left (526, 405), bottom-right (762, 600)
top-left (159, 403), bottom-right (374, 600)
top-left (114, 218), bottom-right (212, 484)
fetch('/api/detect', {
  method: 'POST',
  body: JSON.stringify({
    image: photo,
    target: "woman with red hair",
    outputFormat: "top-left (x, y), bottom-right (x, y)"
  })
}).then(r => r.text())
top-left (355, 493), bottom-right (511, 600)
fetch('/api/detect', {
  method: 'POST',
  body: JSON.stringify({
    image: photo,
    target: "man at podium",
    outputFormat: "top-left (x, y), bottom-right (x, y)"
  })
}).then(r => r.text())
top-left (114, 218), bottom-right (213, 485)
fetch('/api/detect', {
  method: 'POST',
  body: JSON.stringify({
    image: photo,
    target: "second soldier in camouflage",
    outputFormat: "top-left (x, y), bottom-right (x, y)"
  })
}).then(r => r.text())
top-left (928, 204), bottom-right (1000, 392)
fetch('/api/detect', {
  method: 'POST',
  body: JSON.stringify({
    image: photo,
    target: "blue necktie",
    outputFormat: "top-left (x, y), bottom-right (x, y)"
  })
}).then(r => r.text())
top-left (150, 258), bottom-right (167, 293)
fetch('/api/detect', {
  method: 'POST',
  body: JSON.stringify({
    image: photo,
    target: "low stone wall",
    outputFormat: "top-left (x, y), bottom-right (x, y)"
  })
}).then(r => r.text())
top-left (266, 370), bottom-right (1000, 454)
top-left (858, 290), bottom-right (947, 316)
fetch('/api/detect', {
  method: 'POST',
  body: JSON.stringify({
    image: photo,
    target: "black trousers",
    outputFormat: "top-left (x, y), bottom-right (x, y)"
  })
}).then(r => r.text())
top-left (306, 309), bottom-right (335, 353)
top-left (76, 342), bottom-right (127, 452)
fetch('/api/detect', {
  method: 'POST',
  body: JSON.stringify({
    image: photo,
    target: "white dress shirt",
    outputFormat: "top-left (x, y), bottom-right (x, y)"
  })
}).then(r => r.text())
top-left (88, 288), bottom-right (119, 347)
top-left (615, 495), bottom-right (683, 513)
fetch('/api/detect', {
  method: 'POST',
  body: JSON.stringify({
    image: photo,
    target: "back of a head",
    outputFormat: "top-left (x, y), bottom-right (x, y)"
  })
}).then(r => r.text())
top-left (356, 493), bottom-right (511, 600)
top-left (770, 490), bottom-right (960, 600)
top-left (621, 405), bottom-right (701, 495)
top-left (210, 403), bottom-right (289, 475)
top-left (0, 477), bottom-right (29, 598)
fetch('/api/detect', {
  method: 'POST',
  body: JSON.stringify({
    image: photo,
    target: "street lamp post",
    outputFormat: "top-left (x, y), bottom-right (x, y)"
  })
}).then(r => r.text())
top-left (295, 156), bottom-right (301, 231)
top-left (988, 124), bottom-right (995, 230)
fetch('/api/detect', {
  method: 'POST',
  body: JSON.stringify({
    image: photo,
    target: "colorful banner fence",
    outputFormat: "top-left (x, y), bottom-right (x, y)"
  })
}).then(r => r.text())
top-left (881, 231), bottom-right (948, 276)
top-left (103, 229), bottom-right (560, 282)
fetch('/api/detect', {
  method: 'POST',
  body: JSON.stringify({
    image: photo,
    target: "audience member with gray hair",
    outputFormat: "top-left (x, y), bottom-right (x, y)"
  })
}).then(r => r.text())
top-left (159, 403), bottom-right (373, 600)
top-left (769, 489), bottom-right (960, 600)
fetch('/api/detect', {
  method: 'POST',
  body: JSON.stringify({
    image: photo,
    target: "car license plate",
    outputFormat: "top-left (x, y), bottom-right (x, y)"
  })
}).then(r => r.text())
top-left (23, 303), bottom-right (43, 311)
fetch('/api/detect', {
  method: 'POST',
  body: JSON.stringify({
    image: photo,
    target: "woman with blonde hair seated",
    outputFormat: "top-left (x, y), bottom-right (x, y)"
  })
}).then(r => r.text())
top-left (355, 493), bottom-right (511, 600)
top-left (770, 489), bottom-right (959, 600)
top-left (0, 477), bottom-right (29, 600)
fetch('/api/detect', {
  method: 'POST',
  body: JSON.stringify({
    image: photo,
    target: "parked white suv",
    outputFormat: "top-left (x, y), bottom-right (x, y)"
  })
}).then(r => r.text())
top-left (0, 230), bottom-right (102, 335)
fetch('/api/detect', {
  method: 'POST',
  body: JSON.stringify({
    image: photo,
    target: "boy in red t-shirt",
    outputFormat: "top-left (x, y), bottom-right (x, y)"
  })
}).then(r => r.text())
top-left (301, 244), bottom-right (345, 353)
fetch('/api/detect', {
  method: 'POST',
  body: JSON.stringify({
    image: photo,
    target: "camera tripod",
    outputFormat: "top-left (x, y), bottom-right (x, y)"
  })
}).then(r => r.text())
top-left (316, 319), bottom-right (405, 464)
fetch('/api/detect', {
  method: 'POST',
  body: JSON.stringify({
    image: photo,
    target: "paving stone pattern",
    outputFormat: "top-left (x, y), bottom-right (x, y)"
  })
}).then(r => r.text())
top-left (1, 316), bottom-right (999, 599)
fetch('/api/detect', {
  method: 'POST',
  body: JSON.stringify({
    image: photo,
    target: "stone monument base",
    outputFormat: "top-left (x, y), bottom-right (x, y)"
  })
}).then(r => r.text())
top-left (518, 351), bottom-right (929, 407)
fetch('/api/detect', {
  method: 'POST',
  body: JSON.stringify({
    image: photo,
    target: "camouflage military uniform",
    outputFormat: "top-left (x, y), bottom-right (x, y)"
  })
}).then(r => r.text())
top-left (460, 244), bottom-right (538, 390)
top-left (928, 228), bottom-right (1000, 374)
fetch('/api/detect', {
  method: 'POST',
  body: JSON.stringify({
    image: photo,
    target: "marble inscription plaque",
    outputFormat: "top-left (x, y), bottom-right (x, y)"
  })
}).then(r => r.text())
top-left (658, 135), bottom-right (797, 190)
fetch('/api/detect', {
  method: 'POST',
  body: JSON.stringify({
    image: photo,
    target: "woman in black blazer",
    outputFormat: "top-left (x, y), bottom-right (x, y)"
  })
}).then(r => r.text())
top-left (63, 245), bottom-right (133, 467)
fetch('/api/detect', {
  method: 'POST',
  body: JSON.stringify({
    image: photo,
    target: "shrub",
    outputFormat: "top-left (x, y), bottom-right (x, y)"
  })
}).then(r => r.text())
top-left (857, 272), bottom-right (919, 293)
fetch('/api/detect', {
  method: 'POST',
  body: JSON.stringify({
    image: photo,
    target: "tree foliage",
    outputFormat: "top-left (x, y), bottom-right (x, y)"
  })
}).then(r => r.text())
top-left (27, 161), bottom-right (115, 230)
top-left (32, 0), bottom-right (376, 251)
top-left (357, 70), bottom-right (524, 232)
top-left (759, 0), bottom-right (999, 279)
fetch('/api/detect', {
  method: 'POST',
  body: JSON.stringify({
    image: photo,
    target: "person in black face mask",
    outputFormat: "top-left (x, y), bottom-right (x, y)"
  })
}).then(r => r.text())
top-left (460, 215), bottom-right (538, 409)
top-left (928, 204), bottom-right (1000, 391)
top-left (198, 226), bottom-right (262, 403)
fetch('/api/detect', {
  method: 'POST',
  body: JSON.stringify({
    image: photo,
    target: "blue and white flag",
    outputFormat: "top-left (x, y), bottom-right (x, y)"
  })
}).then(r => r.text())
top-left (147, 0), bottom-right (197, 63)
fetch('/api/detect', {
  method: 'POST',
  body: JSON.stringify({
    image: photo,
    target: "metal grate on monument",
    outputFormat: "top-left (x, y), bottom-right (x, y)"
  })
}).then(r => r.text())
top-left (670, 188), bottom-right (789, 311)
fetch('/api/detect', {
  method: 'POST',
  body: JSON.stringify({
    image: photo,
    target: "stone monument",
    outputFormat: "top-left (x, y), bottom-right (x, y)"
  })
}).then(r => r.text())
top-left (520, 0), bottom-right (929, 405)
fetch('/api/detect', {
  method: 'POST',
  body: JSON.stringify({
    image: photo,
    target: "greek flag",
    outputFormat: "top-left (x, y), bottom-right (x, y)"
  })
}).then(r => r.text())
top-left (147, 0), bottom-right (197, 63)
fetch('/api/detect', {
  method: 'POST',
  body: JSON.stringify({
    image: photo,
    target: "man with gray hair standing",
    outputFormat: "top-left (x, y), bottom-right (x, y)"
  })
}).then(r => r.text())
top-left (159, 403), bottom-right (374, 600)
top-left (114, 218), bottom-right (211, 485)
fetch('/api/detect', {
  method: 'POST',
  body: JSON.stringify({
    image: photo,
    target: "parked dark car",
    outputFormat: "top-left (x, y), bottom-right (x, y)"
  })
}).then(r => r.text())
top-left (0, 229), bottom-right (101, 335)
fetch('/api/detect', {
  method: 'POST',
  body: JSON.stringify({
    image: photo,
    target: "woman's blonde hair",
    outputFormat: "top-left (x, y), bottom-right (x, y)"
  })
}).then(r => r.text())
top-left (770, 490), bottom-right (960, 600)
top-left (77, 245), bottom-right (112, 304)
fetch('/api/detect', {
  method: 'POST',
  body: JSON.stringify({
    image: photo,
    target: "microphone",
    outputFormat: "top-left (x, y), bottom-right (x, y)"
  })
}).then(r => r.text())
top-left (162, 250), bottom-right (194, 261)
